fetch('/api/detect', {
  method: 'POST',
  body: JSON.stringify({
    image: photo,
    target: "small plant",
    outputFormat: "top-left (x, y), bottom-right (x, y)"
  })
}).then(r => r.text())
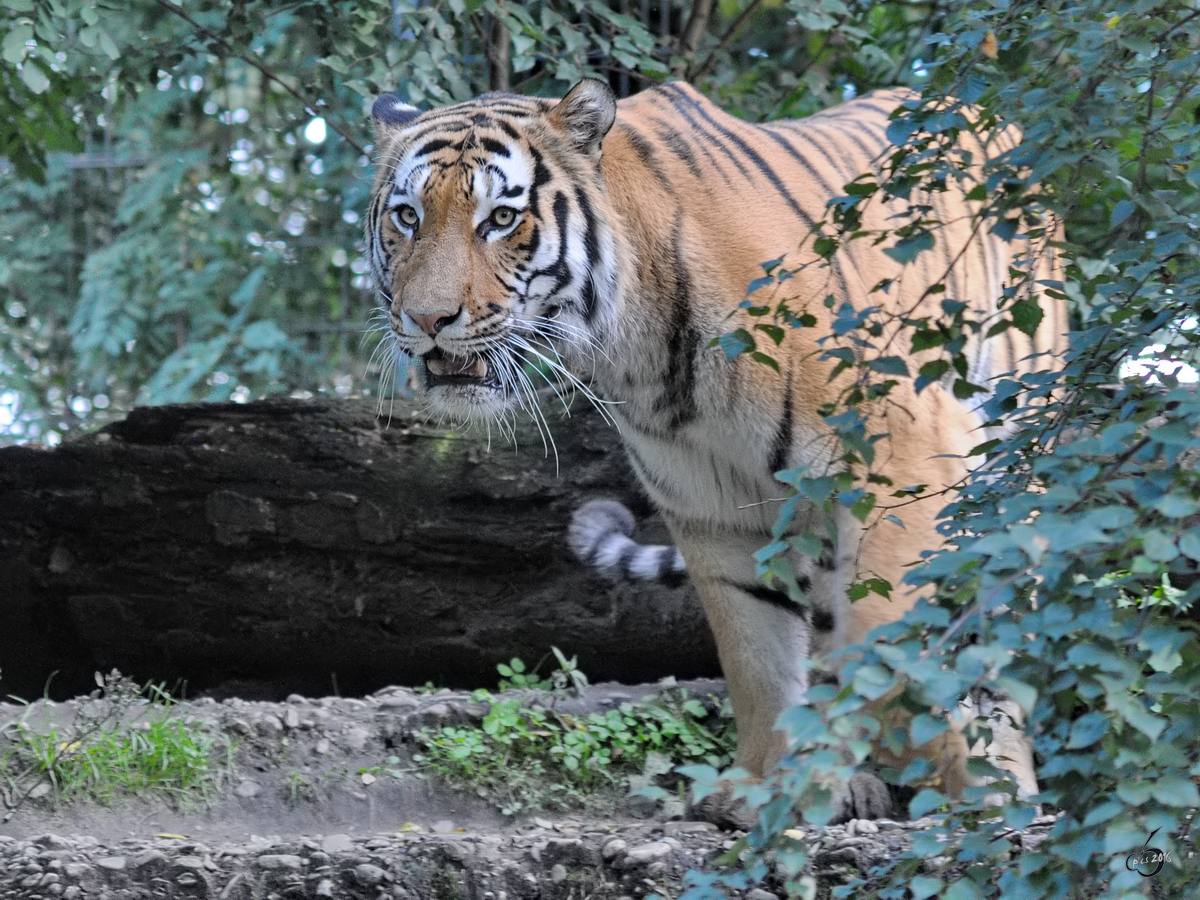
top-left (413, 656), bottom-right (735, 815)
top-left (1, 670), bottom-right (233, 816)
top-left (497, 647), bottom-right (590, 696)
top-left (495, 657), bottom-right (553, 692)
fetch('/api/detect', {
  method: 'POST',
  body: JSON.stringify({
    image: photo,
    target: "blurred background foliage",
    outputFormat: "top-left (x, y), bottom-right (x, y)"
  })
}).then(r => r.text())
top-left (3, 0), bottom-right (1008, 446)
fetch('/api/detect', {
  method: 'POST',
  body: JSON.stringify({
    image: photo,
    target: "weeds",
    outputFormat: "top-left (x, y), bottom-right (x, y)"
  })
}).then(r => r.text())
top-left (413, 654), bottom-right (735, 815)
top-left (1, 670), bottom-right (234, 817)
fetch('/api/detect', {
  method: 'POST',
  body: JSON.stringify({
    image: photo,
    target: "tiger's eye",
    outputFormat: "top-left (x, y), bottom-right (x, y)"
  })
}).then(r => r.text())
top-left (391, 205), bottom-right (419, 231)
top-left (490, 207), bottom-right (517, 228)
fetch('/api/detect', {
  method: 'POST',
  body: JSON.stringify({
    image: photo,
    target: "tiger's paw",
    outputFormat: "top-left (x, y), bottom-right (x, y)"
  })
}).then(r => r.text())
top-left (829, 771), bottom-right (892, 825)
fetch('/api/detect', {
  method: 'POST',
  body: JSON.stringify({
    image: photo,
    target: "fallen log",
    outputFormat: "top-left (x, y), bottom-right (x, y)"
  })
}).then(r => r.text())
top-left (0, 397), bottom-right (717, 700)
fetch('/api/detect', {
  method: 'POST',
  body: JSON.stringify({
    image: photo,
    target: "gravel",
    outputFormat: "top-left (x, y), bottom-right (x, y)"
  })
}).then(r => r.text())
top-left (0, 682), bottom-right (1063, 898)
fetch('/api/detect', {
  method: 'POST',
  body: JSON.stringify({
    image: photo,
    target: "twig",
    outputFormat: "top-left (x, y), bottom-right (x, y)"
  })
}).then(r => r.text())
top-left (150, 0), bottom-right (367, 157)
top-left (691, 0), bottom-right (764, 83)
top-left (675, 0), bottom-right (715, 77)
top-left (1159, 7), bottom-right (1200, 42)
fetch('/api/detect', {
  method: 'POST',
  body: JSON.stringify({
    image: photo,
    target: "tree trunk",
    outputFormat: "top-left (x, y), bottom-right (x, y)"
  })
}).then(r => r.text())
top-left (0, 398), bottom-right (717, 701)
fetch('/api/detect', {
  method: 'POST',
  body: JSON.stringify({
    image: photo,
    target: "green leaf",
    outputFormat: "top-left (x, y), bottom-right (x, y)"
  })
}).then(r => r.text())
top-left (1151, 774), bottom-right (1200, 807)
top-left (883, 230), bottom-right (934, 265)
top-left (849, 492), bottom-right (877, 522)
top-left (750, 350), bottom-right (780, 373)
top-left (1142, 530), bottom-right (1178, 563)
top-left (991, 218), bottom-right (1019, 241)
top-left (851, 664), bottom-right (895, 700)
top-left (1065, 711), bottom-right (1107, 749)
top-left (1179, 530), bottom-right (1200, 562)
top-left (2, 23), bottom-right (31, 64)
top-left (943, 879), bottom-right (986, 900)
top-left (19, 61), bottom-right (49, 94)
top-left (754, 323), bottom-right (786, 345)
top-left (1009, 297), bottom-right (1043, 336)
top-left (910, 713), bottom-right (948, 747)
top-left (716, 329), bottom-right (755, 361)
top-left (813, 235), bottom-right (838, 259)
top-left (994, 678), bottom-right (1037, 716)
top-left (868, 356), bottom-right (909, 376)
top-left (96, 28), bottom-right (120, 60)
top-left (909, 788), bottom-right (946, 819)
top-left (1110, 199), bottom-right (1136, 228)
top-left (231, 267), bottom-right (267, 309)
top-left (909, 876), bottom-right (942, 900)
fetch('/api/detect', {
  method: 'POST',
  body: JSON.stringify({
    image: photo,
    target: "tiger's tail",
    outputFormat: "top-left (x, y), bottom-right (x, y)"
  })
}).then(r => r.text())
top-left (568, 499), bottom-right (687, 587)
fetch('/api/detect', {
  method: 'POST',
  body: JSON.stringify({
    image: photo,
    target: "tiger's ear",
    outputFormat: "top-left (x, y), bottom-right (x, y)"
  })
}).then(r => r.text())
top-left (548, 79), bottom-right (617, 158)
top-left (371, 93), bottom-right (421, 137)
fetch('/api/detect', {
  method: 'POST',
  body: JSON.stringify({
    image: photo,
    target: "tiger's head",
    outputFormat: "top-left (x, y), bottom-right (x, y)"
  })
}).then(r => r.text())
top-left (367, 80), bottom-right (623, 426)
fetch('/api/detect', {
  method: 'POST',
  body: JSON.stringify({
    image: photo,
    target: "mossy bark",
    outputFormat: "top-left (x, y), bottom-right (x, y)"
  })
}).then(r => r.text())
top-left (0, 397), bottom-right (717, 700)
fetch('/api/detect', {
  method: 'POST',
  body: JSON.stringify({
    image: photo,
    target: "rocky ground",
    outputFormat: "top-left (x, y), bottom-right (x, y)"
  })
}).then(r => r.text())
top-left (0, 681), bottom-right (1060, 899)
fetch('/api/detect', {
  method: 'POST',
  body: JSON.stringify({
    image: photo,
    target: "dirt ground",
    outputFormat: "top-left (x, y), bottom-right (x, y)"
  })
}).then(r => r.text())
top-left (0, 680), bottom-right (1058, 899)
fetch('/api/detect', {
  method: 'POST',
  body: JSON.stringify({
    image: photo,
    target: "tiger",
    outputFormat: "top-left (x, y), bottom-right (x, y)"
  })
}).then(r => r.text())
top-left (366, 78), bottom-right (1067, 823)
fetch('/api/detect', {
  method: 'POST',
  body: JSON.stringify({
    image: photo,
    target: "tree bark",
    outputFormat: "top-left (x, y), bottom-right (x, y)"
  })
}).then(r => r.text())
top-left (488, 5), bottom-right (511, 92)
top-left (0, 398), bottom-right (717, 701)
top-left (673, 0), bottom-right (715, 77)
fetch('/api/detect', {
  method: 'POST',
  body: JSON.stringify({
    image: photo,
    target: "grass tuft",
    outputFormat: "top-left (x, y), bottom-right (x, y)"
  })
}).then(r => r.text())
top-left (2, 671), bottom-right (234, 815)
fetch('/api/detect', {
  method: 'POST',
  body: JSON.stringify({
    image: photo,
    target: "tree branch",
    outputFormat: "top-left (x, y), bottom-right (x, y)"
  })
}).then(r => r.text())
top-left (149, 0), bottom-right (367, 157)
top-left (674, 0), bottom-right (716, 77)
top-left (691, 0), bottom-right (764, 83)
top-left (488, 5), bottom-right (512, 92)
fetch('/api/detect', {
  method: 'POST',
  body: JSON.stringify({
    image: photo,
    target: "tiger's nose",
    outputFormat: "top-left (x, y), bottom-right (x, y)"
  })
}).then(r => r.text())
top-left (408, 308), bottom-right (462, 336)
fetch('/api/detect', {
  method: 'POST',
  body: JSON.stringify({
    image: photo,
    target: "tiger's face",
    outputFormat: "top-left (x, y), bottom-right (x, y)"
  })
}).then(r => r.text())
top-left (367, 81), bottom-right (621, 425)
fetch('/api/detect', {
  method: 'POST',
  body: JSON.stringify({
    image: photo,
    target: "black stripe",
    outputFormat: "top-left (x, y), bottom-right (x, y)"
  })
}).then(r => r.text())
top-left (757, 126), bottom-right (846, 197)
top-left (527, 146), bottom-right (552, 214)
top-left (662, 83), bottom-right (811, 225)
top-left (644, 93), bottom-right (737, 184)
top-left (812, 608), bottom-right (836, 633)
top-left (494, 119), bottom-right (522, 141)
top-left (650, 117), bottom-right (705, 181)
top-left (574, 186), bottom-right (602, 322)
top-left (657, 546), bottom-right (681, 582)
top-left (722, 579), bottom-right (812, 617)
top-left (544, 192), bottom-right (572, 296)
top-left (817, 538), bottom-right (837, 571)
top-left (764, 120), bottom-right (877, 186)
top-left (414, 138), bottom-right (455, 158)
top-left (769, 371), bottom-right (794, 476)
top-left (479, 137), bottom-right (511, 157)
top-left (658, 84), bottom-right (752, 181)
top-left (480, 162), bottom-right (510, 194)
top-left (618, 123), bottom-right (672, 189)
top-left (617, 542), bottom-right (641, 579)
top-left (661, 221), bottom-right (698, 428)
top-left (390, 118), bottom-right (473, 149)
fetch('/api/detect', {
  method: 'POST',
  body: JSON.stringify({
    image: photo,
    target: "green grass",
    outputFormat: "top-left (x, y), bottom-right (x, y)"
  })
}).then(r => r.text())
top-left (1, 675), bottom-right (234, 811)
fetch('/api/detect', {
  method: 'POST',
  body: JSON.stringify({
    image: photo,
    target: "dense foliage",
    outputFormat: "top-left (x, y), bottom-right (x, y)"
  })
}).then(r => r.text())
top-left (3, 2), bottom-right (1199, 898)
top-left (683, 2), bottom-right (1200, 899)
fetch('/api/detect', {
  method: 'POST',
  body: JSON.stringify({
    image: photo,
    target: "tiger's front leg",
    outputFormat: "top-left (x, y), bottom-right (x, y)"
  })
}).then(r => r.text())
top-left (666, 515), bottom-right (892, 827)
top-left (675, 527), bottom-right (815, 778)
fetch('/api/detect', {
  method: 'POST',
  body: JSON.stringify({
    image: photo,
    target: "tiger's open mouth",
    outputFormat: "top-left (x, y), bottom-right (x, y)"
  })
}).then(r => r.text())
top-left (422, 347), bottom-right (503, 392)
